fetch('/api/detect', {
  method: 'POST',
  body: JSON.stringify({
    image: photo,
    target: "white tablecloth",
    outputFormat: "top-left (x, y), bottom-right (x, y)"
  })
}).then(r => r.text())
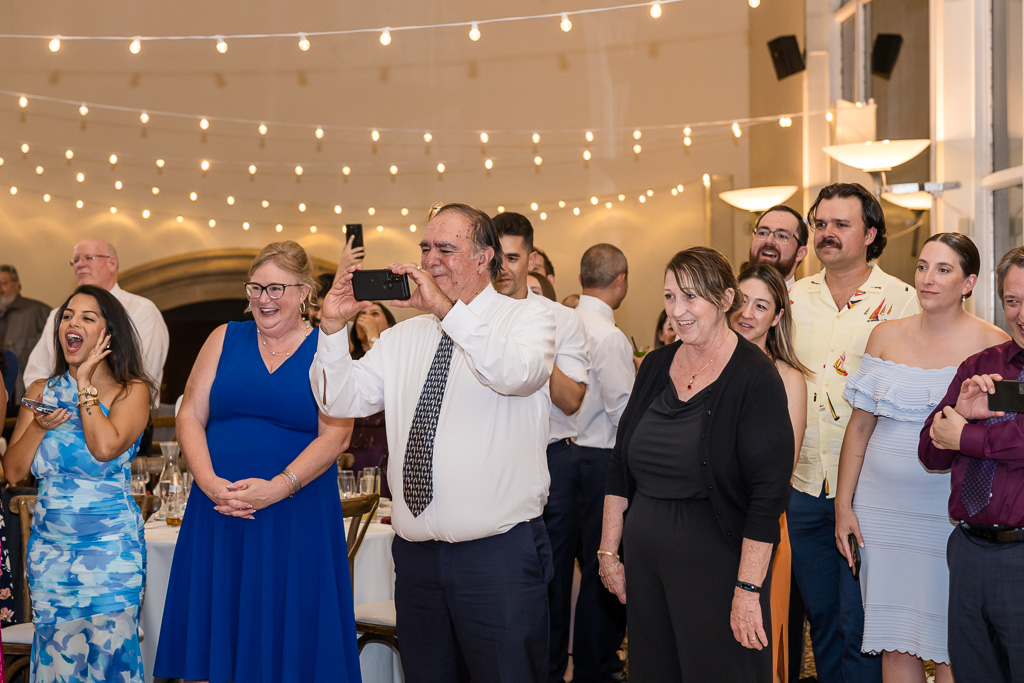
top-left (141, 520), bottom-right (401, 683)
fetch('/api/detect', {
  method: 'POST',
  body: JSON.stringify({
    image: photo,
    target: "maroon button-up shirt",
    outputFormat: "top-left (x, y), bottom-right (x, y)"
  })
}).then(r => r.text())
top-left (919, 340), bottom-right (1024, 526)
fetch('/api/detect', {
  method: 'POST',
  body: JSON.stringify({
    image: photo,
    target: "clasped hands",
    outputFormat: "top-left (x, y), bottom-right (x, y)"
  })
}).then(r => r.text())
top-left (930, 373), bottom-right (1003, 451)
top-left (204, 475), bottom-right (291, 520)
top-left (319, 262), bottom-right (455, 337)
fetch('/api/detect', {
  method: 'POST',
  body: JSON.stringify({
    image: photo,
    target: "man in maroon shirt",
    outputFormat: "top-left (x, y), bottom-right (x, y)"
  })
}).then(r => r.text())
top-left (919, 245), bottom-right (1024, 683)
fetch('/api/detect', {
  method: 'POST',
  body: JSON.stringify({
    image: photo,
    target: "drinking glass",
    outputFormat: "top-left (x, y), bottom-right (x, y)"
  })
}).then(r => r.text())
top-left (360, 466), bottom-right (381, 494)
top-left (130, 459), bottom-right (149, 495)
top-left (339, 471), bottom-right (356, 499)
top-left (359, 475), bottom-right (376, 495)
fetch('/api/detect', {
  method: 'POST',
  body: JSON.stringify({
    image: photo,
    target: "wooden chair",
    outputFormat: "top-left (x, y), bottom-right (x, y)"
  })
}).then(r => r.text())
top-left (2, 495), bottom-right (36, 680)
top-left (345, 493), bottom-right (399, 655)
top-left (341, 493), bottom-right (379, 578)
top-left (132, 494), bottom-right (160, 522)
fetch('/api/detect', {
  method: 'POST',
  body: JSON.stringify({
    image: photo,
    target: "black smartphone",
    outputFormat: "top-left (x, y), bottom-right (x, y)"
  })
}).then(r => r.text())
top-left (848, 534), bottom-right (861, 580)
top-left (21, 397), bottom-right (57, 415)
top-left (351, 269), bottom-right (411, 301)
top-left (345, 223), bottom-right (364, 250)
top-left (989, 380), bottom-right (1024, 413)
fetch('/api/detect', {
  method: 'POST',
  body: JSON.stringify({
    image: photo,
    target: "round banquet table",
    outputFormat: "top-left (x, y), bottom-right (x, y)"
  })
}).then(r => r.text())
top-left (141, 519), bottom-right (402, 682)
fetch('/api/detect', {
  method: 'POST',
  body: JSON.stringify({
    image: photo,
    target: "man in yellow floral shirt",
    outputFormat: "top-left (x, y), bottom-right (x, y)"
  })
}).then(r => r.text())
top-left (788, 183), bottom-right (919, 683)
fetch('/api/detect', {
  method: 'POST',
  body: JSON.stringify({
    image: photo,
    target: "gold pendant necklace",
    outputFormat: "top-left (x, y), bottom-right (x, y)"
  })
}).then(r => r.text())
top-left (257, 323), bottom-right (311, 357)
top-left (683, 330), bottom-right (727, 390)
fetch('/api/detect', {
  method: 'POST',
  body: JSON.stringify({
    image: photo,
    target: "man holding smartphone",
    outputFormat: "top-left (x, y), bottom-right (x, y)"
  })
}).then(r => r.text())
top-left (311, 203), bottom-right (557, 683)
top-left (920, 245), bottom-right (1024, 682)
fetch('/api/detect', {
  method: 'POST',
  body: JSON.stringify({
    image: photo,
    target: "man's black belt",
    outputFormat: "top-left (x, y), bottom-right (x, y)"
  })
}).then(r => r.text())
top-left (960, 521), bottom-right (1024, 544)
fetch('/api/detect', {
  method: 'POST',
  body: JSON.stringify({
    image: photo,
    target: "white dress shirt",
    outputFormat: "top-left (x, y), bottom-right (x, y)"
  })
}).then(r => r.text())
top-left (527, 289), bottom-right (590, 443)
top-left (571, 295), bottom-right (634, 449)
top-left (24, 284), bottom-right (170, 406)
top-left (311, 284), bottom-right (556, 543)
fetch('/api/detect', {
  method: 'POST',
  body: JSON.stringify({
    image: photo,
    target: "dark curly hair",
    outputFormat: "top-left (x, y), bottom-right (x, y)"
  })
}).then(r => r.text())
top-left (808, 183), bottom-right (887, 261)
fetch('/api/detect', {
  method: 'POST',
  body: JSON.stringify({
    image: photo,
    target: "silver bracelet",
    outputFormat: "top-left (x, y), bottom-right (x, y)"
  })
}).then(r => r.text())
top-left (279, 467), bottom-right (301, 497)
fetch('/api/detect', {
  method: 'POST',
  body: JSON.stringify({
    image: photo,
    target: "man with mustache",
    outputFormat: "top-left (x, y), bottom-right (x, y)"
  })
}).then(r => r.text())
top-left (747, 205), bottom-right (809, 288)
top-left (787, 183), bottom-right (919, 682)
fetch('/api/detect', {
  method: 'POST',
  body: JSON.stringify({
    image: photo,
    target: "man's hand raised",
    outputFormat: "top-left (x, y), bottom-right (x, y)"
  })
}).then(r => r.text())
top-left (320, 264), bottom-right (372, 336)
top-left (388, 263), bottom-right (455, 320)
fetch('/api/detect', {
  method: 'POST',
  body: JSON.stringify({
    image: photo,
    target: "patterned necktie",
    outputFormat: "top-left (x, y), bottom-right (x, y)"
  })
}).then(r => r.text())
top-left (960, 364), bottom-right (1024, 517)
top-left (403, 333), bottom-right (455, 517)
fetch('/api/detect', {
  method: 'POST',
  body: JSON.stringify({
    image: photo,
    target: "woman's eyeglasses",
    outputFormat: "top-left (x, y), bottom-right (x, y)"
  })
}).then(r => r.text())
top-left (244, 283), bottom-right (302, 300)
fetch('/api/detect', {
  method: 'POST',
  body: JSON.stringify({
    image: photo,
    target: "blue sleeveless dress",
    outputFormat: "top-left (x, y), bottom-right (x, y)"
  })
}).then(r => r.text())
top-left (154, 321), bottom-right (361, 683)
top-left (30, 373), bottom-right (146, 683)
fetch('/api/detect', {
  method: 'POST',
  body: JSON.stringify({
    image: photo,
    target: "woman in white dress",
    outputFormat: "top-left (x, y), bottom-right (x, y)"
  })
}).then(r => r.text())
top-left (834, 233), bottom-right (1009, 683)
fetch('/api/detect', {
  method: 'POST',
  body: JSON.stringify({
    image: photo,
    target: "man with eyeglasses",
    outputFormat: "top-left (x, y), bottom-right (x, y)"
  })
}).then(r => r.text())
top-left (787, 184), bottom-right (918, 683)
top-left (747, 205), bottom-right (809, 288)
top-left (24, 238), bottom-right (169, 407)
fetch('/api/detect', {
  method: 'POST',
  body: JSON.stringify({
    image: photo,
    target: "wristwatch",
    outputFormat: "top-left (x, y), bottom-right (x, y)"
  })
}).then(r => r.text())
top-left (78, 384), bottom-right (98, 398)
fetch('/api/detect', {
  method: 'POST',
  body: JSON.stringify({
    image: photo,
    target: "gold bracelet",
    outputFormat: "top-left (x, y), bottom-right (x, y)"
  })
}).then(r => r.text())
top-left (598, 562), bottom-right (622, 579)
top-left (596, 549), bottom-right (620, 560)
top-left (77, 398), bottom-right (100, 408)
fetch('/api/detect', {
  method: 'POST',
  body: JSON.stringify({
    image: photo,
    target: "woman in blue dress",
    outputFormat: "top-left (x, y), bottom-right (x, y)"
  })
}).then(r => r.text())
top-left (155, 241), bottom-right (361, 683)
top-left (834, 233), bottom-right (1009, 683)
top-left (5, 284), bottom-right (153, 682)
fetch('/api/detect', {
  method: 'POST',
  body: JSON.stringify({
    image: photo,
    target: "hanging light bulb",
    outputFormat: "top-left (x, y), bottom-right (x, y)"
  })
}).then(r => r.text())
top-left (469, 22), bottom-right (481, 41)
top-left (190, 191), bottom-right (198, 201)
top-left (140, 111), bottom-right (150, 124)
top-left (590, 196), bottom-right (599, 205)
top-left (409, 224), bottom-right (417, 232)
top-left (242, 221), bottom-right (250, 230)
top-left (294, 165), bottom-right (303, 176)
top-left (65, 149), bottom-right (74, 160)
top-left (480, 132), bottom-right (489, 144)
top-left (638, 195), bottom-right (647, 203)
top-left (732, 122), bottom-right (742, 138)
top-left (342, 166), bottom-right (351, 176)
top-left (650, 1), bottom-right (663, 19)
top-left (142, 209), bottom-right (150, 218)
top-left (532, 132), bottom-right (541, 144)
top-left (484, 158), bottom-right (493, 170)
top-left (540, 212), bottom-right (547, 220)
top-left (497, 206), bottom-right (506, 213)
top-left (298, 33), bottom-right (310, 51)
top-left (825, 111), bottom-right (834, 122)
top-left (18, 96), bottom-right (28, 108)
top-left (533, 156), bottom-right (543, 166)
top-left (633, 144), bottom-right (642, 154)
top-left (20, 143), bottom-right (29, 154)
top-left (376, 225), bottom-right (384, 232)
top-left (633, 129), bottom-right (642, 140)
top-left (299, 203), bottom-right (307, 212)
top-left (262, 200), bottom-right (270, 208)
top-left (76, 172), bottom-right (85, 183)
top-left (371, 129), bottom-right (380, 142)
top-left (49, 36), bottom-right (62, 52)
top-left (618, 194), bottom-right (626, 201)
top-left (401, 208), bottom-right (409, 216)
top-left (605, 201), bottom-right (613, 209)
top-left (684, 135), bottom-right (693, 147)
top-left (749, 0), bottom-right (760, 7)
top-left (585, 130), bottom-right (594, 142)
top-left (248, 164), bottom-right (257, 175)
top-left (176, 215), bottom-right (184, 223)
top-left (573, 207), bottom-right (581, 216)
top-left (152, 186), bottom-right (160, 195)
top-left (79, 104), bottom-right (89, 116)
top-left (155, 158), bottom-right (165, 168)
top-left (258, 123), bottom-right (268, 135)
top-left (77, 200), bottom-right (85, 209)
top-left (275, 224), bottom-right (283, 233)
top-left (215, 36), bottom-right (228, 53)
top-left (315, 127), bottom-right (325, 139)
top-left (310, 226), bottom-right (317, 233)
top-left (380, 28), bottom-right (392, 46)
top-left (684, 126), bottom-right (692, 136)
top-left (390, 165), bottom-right (399, 175)
top-left (560, 13), bottom-right (573, 32)
top-left (530, 202), bottom-right (539, 211)
top-left (368, 207), bottom-right (376, 216)
top-left (200, 159), bottom-right (210, 171)
top-left (208, 219), bottom-right (216, 228)
top-left (702, 173), bottom-right (711, 188)
top-left (200, 118), bottom-right (210, 130)
top-left (129, 37), bottom-right (142, 54)
top-left (226, 196), bottom-right (235, 205)
top-left (647, 189), bottom-right (654, 197)
top-left (423, 132), bottom-right (433, 143)
top-left (583, 150), bottom-right (592, 161)
top-left (558, 200), bottom-right (566, 208)
top-left (335, 205), bottom-right (343, 214)
top-left (114, 180), bottom-right (123, 190)
top-left (35, 166), bottom-right (44, 175)
top-left (110, 207), bottom-right (118, 214)
top-left (436, 162), bottom-right (446, 173)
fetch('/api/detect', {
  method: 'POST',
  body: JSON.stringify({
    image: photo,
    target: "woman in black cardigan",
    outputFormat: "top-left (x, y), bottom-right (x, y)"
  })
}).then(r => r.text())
top-left (598, 247), bottom-right (794, 682)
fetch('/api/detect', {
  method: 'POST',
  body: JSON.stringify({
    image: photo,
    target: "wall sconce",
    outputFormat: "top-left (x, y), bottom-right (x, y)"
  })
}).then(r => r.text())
top-left (718, 185), bottom-right (799, 212)
top-left (822, 139), bottom-right (930, 192)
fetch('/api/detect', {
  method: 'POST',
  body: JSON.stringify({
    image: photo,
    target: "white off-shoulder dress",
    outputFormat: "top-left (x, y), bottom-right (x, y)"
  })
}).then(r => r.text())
top-left (843, 354), bottom-right (956, 664)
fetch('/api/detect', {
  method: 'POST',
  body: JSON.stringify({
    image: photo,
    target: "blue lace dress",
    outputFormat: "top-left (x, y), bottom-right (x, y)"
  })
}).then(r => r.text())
top-left (29, 373), bottom-right (146, 683)
top-left (843, 355), bottom-right (956, 663)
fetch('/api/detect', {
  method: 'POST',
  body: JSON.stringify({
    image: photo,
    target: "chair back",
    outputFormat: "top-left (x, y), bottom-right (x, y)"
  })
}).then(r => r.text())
top-left (133, 494), bottom-right (160, 522)
top-left (341, 493), bottom-right (379, 578)
top-left (9, 495), bottom-right (36, 621)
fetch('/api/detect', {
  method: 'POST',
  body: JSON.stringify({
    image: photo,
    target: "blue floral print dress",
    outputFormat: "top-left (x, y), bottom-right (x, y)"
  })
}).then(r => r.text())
top-left (28, 373), bottom-right (146, 683)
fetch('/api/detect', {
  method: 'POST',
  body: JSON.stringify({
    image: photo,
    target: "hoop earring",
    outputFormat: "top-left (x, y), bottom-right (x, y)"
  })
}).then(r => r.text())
top-left (301, 301), bottom-right (307, 314)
